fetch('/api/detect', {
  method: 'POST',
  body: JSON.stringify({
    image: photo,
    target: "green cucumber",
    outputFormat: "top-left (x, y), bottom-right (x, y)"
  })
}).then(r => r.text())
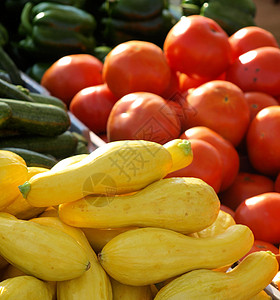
top-left (0, 78), bottom-right (35, 102)
top-left (0, 98), bottom-right (70, 136)
top-left (0, 147), bottom-right (57, 169)
top-left (0, 131), bottom-right (78, 159)
top-left (0, 101), bottom-right (12, 127)
top-left (30, 92), bottom-right (67, 110)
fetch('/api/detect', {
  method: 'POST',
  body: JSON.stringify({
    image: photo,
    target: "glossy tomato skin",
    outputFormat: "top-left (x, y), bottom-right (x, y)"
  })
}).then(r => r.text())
top-left (240, 239), bottom-right (279, 261)
top-left (229, 26), bottom-right (279, 61)
top-left (246, 106), bottom-right (280, 176)
top-left (41, 54), bottom-right (104, 106)
top-left (244, 91), bottom-right (279, 121)
top-left (235, 192), bottom-right (280, 244)
top-left (163, 15), bottom-right (232, 80)
top-left (69, 83), bottom-right (118, 134)
top-left (180, 80), bottom-right (250, 147)
top-left (219, 172), bottom-right (275, 211)
top-left (180, 126), bottom-right (239, 192)
top-left (106, 92), bottom-right (181, 145)
top-left (226, 46), bottom-right (280, 96)
top-left (102, 40), bottom-right (171, 99)
top-left (165, 138), bottom-right (223, 193)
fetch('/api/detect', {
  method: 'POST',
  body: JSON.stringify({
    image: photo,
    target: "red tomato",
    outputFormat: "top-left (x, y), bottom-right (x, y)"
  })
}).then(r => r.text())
top-left (180, 126), bottom-right (239, 192)
top-left (244, 91), bottom-right (279, 121)
top-left (180, 80), bottom-right (250, 147)
top-left (165, 138), bottom-right (223, 193)
top-left (102, 40), bottom-right (171, 99)
top-left (220, 204), bottom-right (235, 218)
top-left (235, 192), bottom-right (280, 244)
top-left (240, 240), bottom-right (279, 261)
top-left (41, 54), bottom-right (104, 106)
top-left (219, 172), bottom-right (275, 211)
top-left (275, 173), bottom-right (280, 193)
top-left (69, 83), bottom-right (118, 134)
top-left (246, 106), bottom-right (280, 176)
top-left (106, 92), bottom-right (181, 145)
top-left (163, 15), bottom-right (231, 80)
top-left (226, 46), bottom-right (280, 96)
top-left (160, 69), bottom-right (180, 101)
top-left (229, 26), bottom-right (279, 61)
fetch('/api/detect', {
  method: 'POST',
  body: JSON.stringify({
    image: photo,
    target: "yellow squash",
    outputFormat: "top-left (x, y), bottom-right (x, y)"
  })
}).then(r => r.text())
top-left (0, 212), bottom-right (90, 281)
top-left (50, 153), bottom-right (89, 171)
top-left (0, 275), bottom-right (54, 300)
top-left (99, 224), bottom-right (254, 286)
top-left (163, 139), bottom-right (193, 173)
top-left (110, 277), bottom-right (153, 300)
top-left (59, 177), bottom-right (220, 234)
top-left (189, 209), bottom-right (236, 238)
top-left (3, 167), bottom-right (49, 219)
top-left (0, 150), bottom-right (28, 209)
top-left (82, 227), bottom-right (137, 253)
top-left (154, 251), bottom-right (278, 300)
top-left (19, 140), bottom-right (174, 207)
top-left (31, 216), bottom-right (113, 300)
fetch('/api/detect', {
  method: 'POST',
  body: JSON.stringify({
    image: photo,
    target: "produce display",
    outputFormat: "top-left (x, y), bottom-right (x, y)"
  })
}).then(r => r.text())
top-left (1, 0), bottom-right (280, 298)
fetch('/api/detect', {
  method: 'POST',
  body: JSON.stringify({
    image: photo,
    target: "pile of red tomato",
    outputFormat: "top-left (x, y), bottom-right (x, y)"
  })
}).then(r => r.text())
top-left (40, 15), bottom-right (280, 257)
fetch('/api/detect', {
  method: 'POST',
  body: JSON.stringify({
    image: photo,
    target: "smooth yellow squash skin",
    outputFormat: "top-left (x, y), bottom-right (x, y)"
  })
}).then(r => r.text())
top-left (0, 276), bottom-right (54, 300)
top-left (154, 251), bottom-right (278, 300)
top-left (0, 212), bottom-right (90, 281)
top-left (99, 224), bottom-right (254, 286)
top-left (19, 140), bottom-right (173, 207)
top-left (31, 216), bottom-right (112, 300)
top-left (59, 177), bottom-right (220, 234)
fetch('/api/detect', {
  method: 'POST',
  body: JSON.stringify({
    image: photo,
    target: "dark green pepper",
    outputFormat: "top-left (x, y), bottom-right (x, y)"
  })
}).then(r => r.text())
top-left (102, 9), bottom-right (176, 47)
top-left (103, 0), bottom-right (165, 21)
top-left (200, 0), bottom-right (256, 36)
top-left (18, 2), bottom-right (96, 60)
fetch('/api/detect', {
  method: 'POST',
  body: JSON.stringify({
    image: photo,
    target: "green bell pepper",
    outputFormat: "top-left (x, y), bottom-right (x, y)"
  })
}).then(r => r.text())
top-left (200, 0), bottom-right (256, 36)
top-left (18, 2), bottom-right (96, 60)
top-left (103, 0), bottom-right (166, 21)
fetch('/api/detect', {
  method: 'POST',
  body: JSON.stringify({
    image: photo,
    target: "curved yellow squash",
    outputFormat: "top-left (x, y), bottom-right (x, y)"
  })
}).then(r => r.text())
top-left (99, 224), bottom-right (254, 286)
top-left (19, 140), bottom-right (174, 207)
top-left (59, 177), bottom-right (220, 234)
top-left (154, 251), bottom-right (278, 300)
top-left (3, 167), bottom-right (49, 219)
top-left (50, 153), bottom-right (89, 171)
top-left (0, 212), bottom-right (90, 281)
top-left (163, 139), bottom-right (193, 173)
top-left (0, 150), bottom-right (28, 209)
top-left (0, 275), bottom-right (54, 300)
top-left (31, 216), bottom-right (112, 300)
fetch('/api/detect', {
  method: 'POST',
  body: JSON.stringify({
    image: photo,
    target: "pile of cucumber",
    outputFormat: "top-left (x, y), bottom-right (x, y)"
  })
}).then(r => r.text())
top-left (0, 77), bottom-right (89, 169)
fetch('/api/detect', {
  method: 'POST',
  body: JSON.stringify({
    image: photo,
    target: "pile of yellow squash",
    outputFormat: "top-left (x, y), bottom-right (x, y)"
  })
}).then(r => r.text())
top-left (0, 139), bottom-right (278, 299)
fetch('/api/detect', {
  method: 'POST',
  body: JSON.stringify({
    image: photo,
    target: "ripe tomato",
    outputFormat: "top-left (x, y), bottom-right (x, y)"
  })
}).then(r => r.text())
top-left (180, 80), bottom-right (250, 147)
top-left (240, 240), bottom-right (279, 261)
top-left (165, 138), bottom-right (223, 193)
top-left (106, 92), bottom-right (181, 145)
top-left (102, 40), bottom-right (171, 99)
top-left (244, 91), bottom-right (279, 121)
top-left (219, 172), bottom-right (275, 211)
top-left (226, 46), bottom-right (280, 96)
top-left (69, 83), bottom-right (118, 134)
top-left (229, 26), bottom-right (279, 61)
top-left (41, 54), bottom-right (104, 106)
top-left (163, 15), bottom-right (232, 80)
top-left (246, 106), bottom-right (280, 176)
top-left (275, 173), bottom-right (280, 193)
top-left (180, 126), bottom-right (239, 192)
top-left (235, 192), bottom-right (280, 244)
